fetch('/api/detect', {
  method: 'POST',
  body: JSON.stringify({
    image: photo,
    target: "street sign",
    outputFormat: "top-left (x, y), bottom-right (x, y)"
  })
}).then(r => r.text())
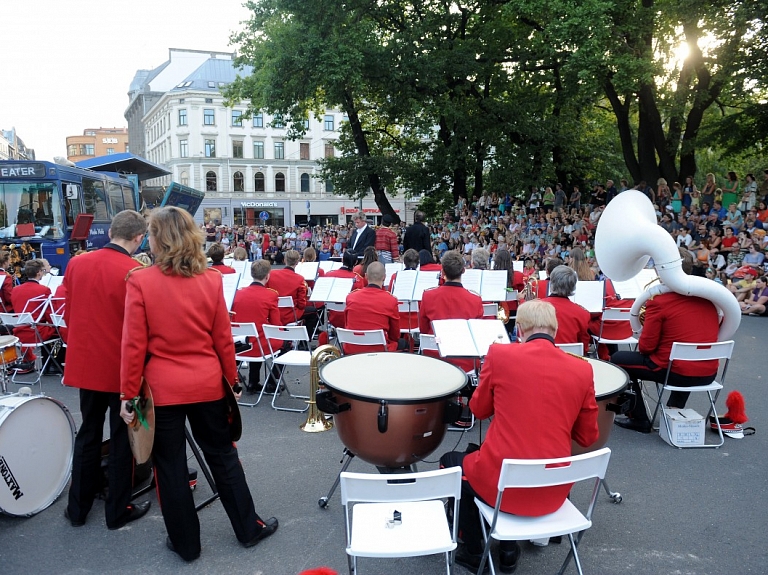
top-left (259, 211), bottom-right (269, 221)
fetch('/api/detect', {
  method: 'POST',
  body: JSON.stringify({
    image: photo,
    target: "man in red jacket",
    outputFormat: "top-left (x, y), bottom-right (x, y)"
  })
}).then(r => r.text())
top-left (541, 265), bottom-right (591, 353)
top-left (63, 210), bottom-right (151, 529)
top-left (441, 300), bottom-right (599, 573)
top-left (10, 259), bottom-right (57, 371)
top-left (266, 249), bottom-right (307, 326)
top-left (611, 249), bottom-right (720, 432)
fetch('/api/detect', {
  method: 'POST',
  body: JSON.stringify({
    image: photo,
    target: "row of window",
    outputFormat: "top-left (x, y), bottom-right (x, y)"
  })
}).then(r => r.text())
top-left (196, 171), bottom-right (333, 194)
top-left (67, 144), bottom-right (95, 156)
top-left (178, 139), bottom-right (335, 160)
top-left (179, 109), bottom-right (337, 131)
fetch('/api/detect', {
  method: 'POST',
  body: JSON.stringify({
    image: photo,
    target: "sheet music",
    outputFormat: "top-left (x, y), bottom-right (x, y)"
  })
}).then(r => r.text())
top-left (468, 319), bottom-right (510, 356)
top-left (461, 269), bottom-right (482, 295)
top-left (413, 271), bottom-right (440, 301)
top-left (295, 262), bottom-right (319, 281)
top-left (391, 270), bottom-right (418, 301)
top-left (570, 281), bottom-right (605, 313)
top-left (385, 262), bottom-right (404, 287)
top-left (432, 318), bottom-right (510, 357)
top-left (309, 277), bottom-right (354, 302)
top-left (46, 275), bottom-right (65, 294)
top-left (612, 269), bottom-right (659, 300)
top-left (319, 261), bottom-right (342, 273)
top-left (513, 261), bottom-right (524, 272)
top-left (231, 260), bottom-right (249, 278)
top-left (222, 273), bottom-right (240, 311)
top-left (479, 270), bottom-right (508, 301)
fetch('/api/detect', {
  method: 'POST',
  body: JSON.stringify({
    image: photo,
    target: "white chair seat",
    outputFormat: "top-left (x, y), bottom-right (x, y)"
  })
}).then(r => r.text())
top-left (235, 352), bottom-right (274, 363)
top-left (591, 335), bottom-right (638, 346)
top-left (663, 382), bottom-right (722, 393)
top-left (348, 500), bottom-right (455, 558)
top-left (476, 498), bottom-right (591, 541)
top-left (272, 349), bottom-right (311, 366)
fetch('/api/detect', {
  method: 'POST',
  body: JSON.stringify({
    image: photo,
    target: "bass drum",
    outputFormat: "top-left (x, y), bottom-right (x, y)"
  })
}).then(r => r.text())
top-left (0, 392), bottom-right (76, 516)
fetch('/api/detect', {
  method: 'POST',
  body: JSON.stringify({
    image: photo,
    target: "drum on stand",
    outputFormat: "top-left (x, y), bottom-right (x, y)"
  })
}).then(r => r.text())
top-left (0, 335), bottom-right (20, 393)
top-left (0, 391), bottom-right (76, 516)
top-left (572, 358), bottom-right (629, 455)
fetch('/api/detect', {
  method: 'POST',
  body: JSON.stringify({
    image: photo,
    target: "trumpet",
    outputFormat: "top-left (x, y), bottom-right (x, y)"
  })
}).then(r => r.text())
top-left (637, 276), bottom-right (662, 326)
top-left (300, 344), bottom-right (342, 433)
top-left (522, 275), bottom-right (539, 301)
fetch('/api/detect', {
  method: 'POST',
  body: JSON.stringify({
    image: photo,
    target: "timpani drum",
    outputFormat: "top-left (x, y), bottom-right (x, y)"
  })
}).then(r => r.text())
top-left (318, 353), bottom-right (467, 468)
top-left (0, 335), bottom-right (20, 367)
top-left (572, 358), bottom-right (629, 455)
top-left (0, 391), bottom-right (76, 516)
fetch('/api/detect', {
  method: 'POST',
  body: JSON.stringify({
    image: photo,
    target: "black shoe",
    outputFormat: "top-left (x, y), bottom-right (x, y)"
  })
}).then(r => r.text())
top-left (11, 362), bottom-right (36, 375)
top-left (499, 541), bottom-right (521, 573)
top-left (454, 545), bottom-right (489, 574)
top-left (64, 507), bottom-right (85, 527)
top-left (166, 536), bottom-right (200, 562)
top-left (245, 383), bottom-right (263, 395)
top-left (243, 517), bottom-right (279, 548)
top-left (43, 366), bottom-right (63, 376)
top-left (614, 416), bottom-right (651, 433)
top-left (107, 500), bottom-right (151, 530)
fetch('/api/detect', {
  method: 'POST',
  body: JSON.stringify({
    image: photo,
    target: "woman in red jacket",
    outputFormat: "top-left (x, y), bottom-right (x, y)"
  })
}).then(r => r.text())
top-left (120, 207), bottom-right (277, 562)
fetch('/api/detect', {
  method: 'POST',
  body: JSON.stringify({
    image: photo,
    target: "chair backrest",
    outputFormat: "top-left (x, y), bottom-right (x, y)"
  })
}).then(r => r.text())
top-left (601, 307), bottom-right (633, 322)
top-left (0, 312), bottom-right (34, 327)
top-left (340, 467), bottom-right (462, 506)
top-left (668, 341), bottom-right (735, 362)
top-left (231, 322), bottom-right (259, 338)
top-left (419, 334), bottom-right (438, 352)
top-left (263, 324), bottom-right (309, 343)
top-left (556, 342), bottom-right (584, 356)
top-left (398, 301), bottom-right (419, 314)
top-left (335, 327), bottom-right (387, 351)
top-left (497, 448), bottom-right (611, 490)
top-left (327, 302), bottom-right (346, 313)
top-left (482, 303), bottom-right (498, 317)
top-left (277, 296), bottom-right (294, 308)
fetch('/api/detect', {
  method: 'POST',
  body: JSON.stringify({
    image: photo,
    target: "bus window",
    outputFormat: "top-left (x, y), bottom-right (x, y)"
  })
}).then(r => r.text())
top-left (0, 182), bottom-right (64, 239)
top-left (82, 177), bottom-right (109, 221)
top-left (107, 181), bottom-right (124, 214)
top-left (121, 185), bottom-right (136, 211)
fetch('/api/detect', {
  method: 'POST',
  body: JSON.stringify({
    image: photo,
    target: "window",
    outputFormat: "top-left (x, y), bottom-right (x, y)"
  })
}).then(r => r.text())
top-left (231, 110), bottom-right (243, 126)
top-left (206, 171), bottom-right (217, 192)
top-left (85, 131), bottom-right (96, 136)
top-left (179, 109), bottom-right (187, 126)
top-left (253, 113), bottom-right (263, 128)
top-left (300, 143), bottom-right (310, 160)
top-left (85, 144), bottom-right (95, 156)
top-left (324, 115), bottom-right (334, 131)
top-left (208, 81), bottom-right (216, 88)
top-left (180, 171), bottom-right (189, 186)
top-left (205, 98), bottom-right (213, 103)
top-left (203, 109), bottom-right (215, 125)
top-left (324, 142), bottom-right (335, 158)
top-left (179, 98), bottom-right (185, 104)
top-left (179, 139), bottom-right (188, 158)
top-left (275, 172), bottom-right (285, 192)
top-left (106, 148), bottom-right (115, 154)
top-left (204, 139), bottom-right (216, 157)
top-left (254, 172), bottom-right (265, 192)
top-left (271, 114), bottom-right (284, 128)
top-left (274, 142), bottom-right (284, 159)
top-left (121, 185), bottom-right (136, 210)
top-left (253, 141), bottom-right (264, 159)
top-left (301, 173), bottom-right (310, 193)
top-left (233, 171), bottom-right (244, 192)
top-left (303, 119), bottom-right (310, 129)
top-left (82, 177), bottom-right (109, 221)
top-left (325, 180), bottom-right (334, 194)
top-left (67, 144), bottom-right (78, 157)
top-left (107, 181), bottom-right (124, 213)
top-left (232, 140), bottom-right (243, 158)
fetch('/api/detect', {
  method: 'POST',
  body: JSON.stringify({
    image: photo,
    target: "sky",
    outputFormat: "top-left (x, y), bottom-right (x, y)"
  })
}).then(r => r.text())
top-left (1, 0), bottom-right (252, 161)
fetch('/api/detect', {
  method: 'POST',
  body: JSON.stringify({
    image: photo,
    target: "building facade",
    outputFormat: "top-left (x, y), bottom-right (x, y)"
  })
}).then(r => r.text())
top-left (65, 128), bottom-right (129, 162)
top-left (130, 49), bottom-right (416, 228)
top-left (0, 128), bottom-right (35, 160)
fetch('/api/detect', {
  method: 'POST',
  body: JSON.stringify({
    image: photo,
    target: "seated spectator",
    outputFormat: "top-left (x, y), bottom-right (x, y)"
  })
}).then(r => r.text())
top-left (207, 243), bottom-right (236, 274)
top-left (740, 276), bottom-right (768, 315)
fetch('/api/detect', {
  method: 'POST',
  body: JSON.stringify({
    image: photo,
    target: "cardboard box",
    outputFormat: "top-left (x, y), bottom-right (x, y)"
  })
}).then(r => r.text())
top-left (659, 408), bottom-right (705, 447)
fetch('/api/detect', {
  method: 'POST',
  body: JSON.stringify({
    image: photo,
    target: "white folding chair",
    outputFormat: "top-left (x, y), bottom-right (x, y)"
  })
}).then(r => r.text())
top-left (556, 342), bottom-right (585, 356)
top-left (482, 303), bottom-right (498, 318)
top-left (476, 448), bottom-right (612, 575)
top-left (397, 301), bottom-right (420, 336)
top-left (590, 308), bottom-right (638, 356)
top-left (650, 341), bottom-right (734, 449)
top-left (340, 467), bottom-right (462, 575)
top-left (335, 328), bottom-right (388, 355)
top-left (277, 295), bottom-right (300, 326)
top-left (231, 322), bottom-right (275, 408)
top-left (262, 324), bottom-right (312, 412)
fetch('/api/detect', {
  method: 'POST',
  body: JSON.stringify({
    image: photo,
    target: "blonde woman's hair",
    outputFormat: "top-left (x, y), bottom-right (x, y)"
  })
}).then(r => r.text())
top-left (149, 207), bottom-right (207, 277)
top-left (516, 300), bottom-right (558, 337)
top-left (569, 247), bottom-right (594, 281)
top-left (232, 247), bottom-right (248, 261)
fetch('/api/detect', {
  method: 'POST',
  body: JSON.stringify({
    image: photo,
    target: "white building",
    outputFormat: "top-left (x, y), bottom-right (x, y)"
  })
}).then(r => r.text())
top-left (131, 49), bottom-right (415, 227)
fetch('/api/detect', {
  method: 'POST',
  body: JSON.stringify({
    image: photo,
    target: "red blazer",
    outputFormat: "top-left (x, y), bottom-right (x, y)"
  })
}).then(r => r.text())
top-left (11, 280), bottom-right (54, 345)
top-left (419, 282), bottom-right (484, 373)
top-left (63, 246), bottom-right (140, 393)
top-left (588, 280), bottom-right (634, 351)
top-left (231, 282), bottom-right (283, 357)
top-left (266, 267), bottom-right (308, 325)
top-left (121, 267), bottom-right (237, 406)
top-left (325, 268), bottom-right (365, 328)
top-left (0, 271), bottom-right (13, 312)
top-left (343, 285), bottom-right (400, 354)
top-left (541, 295), bottom-right (591, 351)
top-left (211, 262), bottom-right (237, 274)
top-left (465, 337), bottom-right (598, 516)
top-left (639, 292), bottom-right (719, 377)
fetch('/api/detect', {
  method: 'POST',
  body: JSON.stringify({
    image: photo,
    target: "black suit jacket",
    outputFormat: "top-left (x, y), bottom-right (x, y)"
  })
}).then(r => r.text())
top-left (348, 225), bottom-right (376, 255)
top-left (403, 222), bottom-right (431, 253)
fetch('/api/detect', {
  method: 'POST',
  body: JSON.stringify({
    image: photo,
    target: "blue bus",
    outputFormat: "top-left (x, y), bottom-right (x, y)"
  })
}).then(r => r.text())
top-left (0, 159), bottom-right (204, 273)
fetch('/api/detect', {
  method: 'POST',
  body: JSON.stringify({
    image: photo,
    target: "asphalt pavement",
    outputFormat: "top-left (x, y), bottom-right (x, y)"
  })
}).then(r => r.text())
top-left (0, 318), bottom-right (766, 575)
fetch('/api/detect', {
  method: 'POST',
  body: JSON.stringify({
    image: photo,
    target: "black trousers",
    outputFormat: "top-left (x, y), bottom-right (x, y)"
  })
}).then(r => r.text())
top-left (611, 351), bottom-right (716, 412)
top-left (153, 398), bottom-right (265, 561)
top-left (67, 389), bottom-right (133, 528)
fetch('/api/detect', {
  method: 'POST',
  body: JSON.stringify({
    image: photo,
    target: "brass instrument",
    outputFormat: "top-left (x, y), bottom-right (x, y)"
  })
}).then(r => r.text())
top-left (496, 304), bottom-right (509, 324)
top-left (637, 276), bottom-right (661, 326)
top-left (522, 274), bottom-right (539, 301)
top-left (300, 344), bottom-right (342, 433)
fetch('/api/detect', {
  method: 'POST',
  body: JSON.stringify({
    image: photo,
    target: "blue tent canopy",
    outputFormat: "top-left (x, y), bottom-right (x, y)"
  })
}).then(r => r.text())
top-left (75, 153), bottom-right (170, 182)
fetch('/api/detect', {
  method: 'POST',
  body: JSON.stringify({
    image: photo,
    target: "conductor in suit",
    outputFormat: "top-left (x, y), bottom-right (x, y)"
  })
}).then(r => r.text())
top-left (347, 211), bottom-right (376, 257)
top-left (403, 210), bottom-right (431, 253)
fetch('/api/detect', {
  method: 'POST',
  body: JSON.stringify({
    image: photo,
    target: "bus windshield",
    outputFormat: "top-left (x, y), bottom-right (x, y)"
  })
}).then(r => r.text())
top-left (0, 182), bottom-right (64, 240)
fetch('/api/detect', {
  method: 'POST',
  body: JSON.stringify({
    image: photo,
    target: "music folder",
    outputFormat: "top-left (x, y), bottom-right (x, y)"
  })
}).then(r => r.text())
top-left (309, 277), bottom-right (354, 302)
top-left (460, 270), bottom-right (508, 301)
top-left (611, 268), bottom-right (659, 300)
top-left (432, 319), bottom-right (510, 358)
top-left (391, 270), bottom-right (440, 301)
top-left (222, 273), bottom-right (240, 311)
top-left (295, 262), bottom-right (320, 281)
top-left (569, 280), bottom-right (605, 313)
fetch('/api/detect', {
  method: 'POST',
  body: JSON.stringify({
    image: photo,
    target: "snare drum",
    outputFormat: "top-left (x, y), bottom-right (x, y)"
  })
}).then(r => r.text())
top-left (0, 392), bottom-right (76, 516)
top-left (0, 335), bottom-right (20, 366)
top-left (572, 358), bottom-right (629, 455)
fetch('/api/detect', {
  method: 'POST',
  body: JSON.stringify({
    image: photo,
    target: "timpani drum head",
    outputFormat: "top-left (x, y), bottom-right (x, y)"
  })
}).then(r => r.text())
top-left (0, 394), bottom-right (75, 516)
top-left (320, 353), bottom-right (467, 403)
top-left (586, 358), bottom-right (629, 399)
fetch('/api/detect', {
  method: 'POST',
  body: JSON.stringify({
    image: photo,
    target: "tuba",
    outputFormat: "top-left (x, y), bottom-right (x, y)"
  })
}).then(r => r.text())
top-left (300, 344), bottom-right (342, 433)
top-left (595, 190), bottom-right (740, 340)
